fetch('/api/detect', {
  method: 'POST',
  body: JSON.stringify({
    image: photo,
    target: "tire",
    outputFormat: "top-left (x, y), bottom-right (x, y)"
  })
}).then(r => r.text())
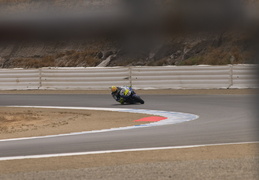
top-left (132, 94), bottom-right (145, 104)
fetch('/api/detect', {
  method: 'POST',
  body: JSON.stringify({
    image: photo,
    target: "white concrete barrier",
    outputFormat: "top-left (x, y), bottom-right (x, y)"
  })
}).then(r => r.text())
top-left (40, 67), bottom-right (130, 90)
top-left (0, 65), bottom-right (258, 90)
top-left (0, 69), bottom-right (39, 90)
top-left (231, 65), bottom-right (258, 88)
top-left (131, 66), bottom-right (231, 89)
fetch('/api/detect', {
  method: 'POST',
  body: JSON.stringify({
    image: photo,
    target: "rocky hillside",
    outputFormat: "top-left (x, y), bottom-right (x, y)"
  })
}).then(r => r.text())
top-left (0, 0), bottom-right (258, 68)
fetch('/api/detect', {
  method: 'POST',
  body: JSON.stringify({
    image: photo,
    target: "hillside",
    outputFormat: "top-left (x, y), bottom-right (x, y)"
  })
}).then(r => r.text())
top-left (0, 0), bottom-right (258, 68)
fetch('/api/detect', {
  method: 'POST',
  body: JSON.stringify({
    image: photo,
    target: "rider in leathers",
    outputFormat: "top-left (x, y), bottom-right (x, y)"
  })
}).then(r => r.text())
top-left (111, 86), bottom-right (134, 104)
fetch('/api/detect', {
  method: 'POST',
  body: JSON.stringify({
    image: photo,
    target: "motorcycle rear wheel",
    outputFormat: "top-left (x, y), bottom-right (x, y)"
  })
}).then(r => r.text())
top-left (132, 94), bottom-right (145, 104)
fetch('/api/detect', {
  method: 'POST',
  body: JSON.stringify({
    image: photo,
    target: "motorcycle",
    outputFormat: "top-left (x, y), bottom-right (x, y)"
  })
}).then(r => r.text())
top-left (112, 86), bottom-right (144, 104)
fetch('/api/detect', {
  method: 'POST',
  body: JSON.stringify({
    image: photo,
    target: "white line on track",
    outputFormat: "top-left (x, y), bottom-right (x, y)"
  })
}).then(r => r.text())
top-left (0, 142), bottom-right (258, 161)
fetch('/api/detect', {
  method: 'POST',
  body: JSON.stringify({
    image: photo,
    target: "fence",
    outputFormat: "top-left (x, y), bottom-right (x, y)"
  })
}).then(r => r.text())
top-left (0, 65), bottom-right (258, 90)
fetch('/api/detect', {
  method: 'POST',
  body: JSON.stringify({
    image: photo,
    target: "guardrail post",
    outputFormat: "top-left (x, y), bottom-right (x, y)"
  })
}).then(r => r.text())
top-left (129, 66), bottom-right (132, 87)
top-left (39, 68), bottom-right (42, 89)
top-left (228, 65), bottom-right (233, 89)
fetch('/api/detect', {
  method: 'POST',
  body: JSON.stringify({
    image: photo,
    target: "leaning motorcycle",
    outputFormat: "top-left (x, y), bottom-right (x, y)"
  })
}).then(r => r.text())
top-left (115, 86), bottom-right (144, 104)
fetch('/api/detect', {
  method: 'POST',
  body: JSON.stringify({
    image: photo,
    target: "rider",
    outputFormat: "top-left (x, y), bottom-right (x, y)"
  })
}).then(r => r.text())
top-left (110, 86), bottom-right (133, 104)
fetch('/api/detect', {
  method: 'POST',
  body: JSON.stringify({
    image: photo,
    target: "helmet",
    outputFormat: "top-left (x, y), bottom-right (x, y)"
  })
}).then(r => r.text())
top-left (111, 86), bottom-right (117, 92)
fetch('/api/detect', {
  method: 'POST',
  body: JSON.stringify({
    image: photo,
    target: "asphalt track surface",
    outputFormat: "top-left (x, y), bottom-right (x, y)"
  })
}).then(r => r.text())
top-left (0, 94), bottom-right (258, 158)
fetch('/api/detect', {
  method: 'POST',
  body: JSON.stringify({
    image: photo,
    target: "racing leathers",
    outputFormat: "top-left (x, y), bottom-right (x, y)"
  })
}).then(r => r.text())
top-left (111, 86), bottom-right (134, 104)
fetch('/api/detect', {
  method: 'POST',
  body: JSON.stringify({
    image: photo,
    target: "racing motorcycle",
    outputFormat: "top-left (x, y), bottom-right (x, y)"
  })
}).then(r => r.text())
top-left (112, 86), bottom-right (144, 104)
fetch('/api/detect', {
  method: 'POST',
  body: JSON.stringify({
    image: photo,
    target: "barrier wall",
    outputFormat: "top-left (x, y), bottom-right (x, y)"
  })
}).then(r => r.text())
top-left (231, 65), bottom-right (258, 88)
top-left (0, 69), bottom-right (40, 90)
top-left (131, 66), bottom-right (231, 89)
top-left (0, 65), bottom-right (258, 90)
top-left (41, 67), bottom-right (130, 90)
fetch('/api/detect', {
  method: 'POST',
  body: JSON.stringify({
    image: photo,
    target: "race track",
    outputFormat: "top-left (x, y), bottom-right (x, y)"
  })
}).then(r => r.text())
top-left (0, 93), bottom-right (258, 158)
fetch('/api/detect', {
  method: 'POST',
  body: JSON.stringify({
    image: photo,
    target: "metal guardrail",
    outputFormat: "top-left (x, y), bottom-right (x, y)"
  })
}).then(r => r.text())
top-left (231, 65), bottom-right (258, 88)
top-left (131, 66), bottom-right (231, 89)
top-left (0, 69), bottom-right (40, 90)
top-left (0, 65), bottom-right (258, 90)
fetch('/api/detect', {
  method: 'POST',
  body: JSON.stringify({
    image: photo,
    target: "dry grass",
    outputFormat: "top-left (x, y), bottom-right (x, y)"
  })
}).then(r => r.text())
top-left (55, 49), bottom-right (101, 67)
top-left (11, 56), bottom-right (55, 68)
top-left (8, 44), bottom-right (254, 68)
top-left (10, 49), bottom-right (101, 68)
top-left (180, 46), bottom-right (252, 65)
